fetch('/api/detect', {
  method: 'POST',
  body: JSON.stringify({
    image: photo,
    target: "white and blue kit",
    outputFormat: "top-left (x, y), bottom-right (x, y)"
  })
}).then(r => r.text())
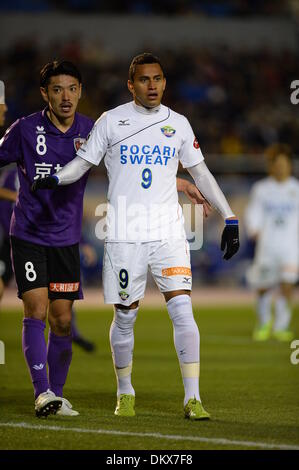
top-left (245, 176), bottom-right (299, 288)
top-left (77, 101), bottom-right (204, 304)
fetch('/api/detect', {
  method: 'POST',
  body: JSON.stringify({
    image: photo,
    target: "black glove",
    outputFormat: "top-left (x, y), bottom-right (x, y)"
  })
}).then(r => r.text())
top-left (221, 221), bottom-right (240, 260)
top-left (31, 176), bottom-right (59, 192)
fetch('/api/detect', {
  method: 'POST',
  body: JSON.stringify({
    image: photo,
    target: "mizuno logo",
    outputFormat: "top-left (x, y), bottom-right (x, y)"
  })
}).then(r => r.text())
top-left (118, 119), bottom-right (130, 126)
top-left (36, 126), bottom-right (45, 134)
top-left (179, 349), bottom-right (186, 356)
top-left (33, 363), bottom-right (44, 370)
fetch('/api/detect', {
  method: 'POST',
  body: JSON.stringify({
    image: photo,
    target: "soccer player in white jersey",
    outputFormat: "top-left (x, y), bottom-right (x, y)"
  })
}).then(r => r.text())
top-left (245, 144), bottom-right (299, 342)
top-left (33, 53), bottom-right (240, 420)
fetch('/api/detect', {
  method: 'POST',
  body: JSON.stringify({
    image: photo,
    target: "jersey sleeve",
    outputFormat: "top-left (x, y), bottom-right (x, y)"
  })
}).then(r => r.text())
top-left (0, 119), bottom-right (22, 168)
top-left (178, 117), bottom-right (204, 168)
top-left (244, 184), bottom-right (264, 237)
top-left (77, 112), bottom-right (109, 166)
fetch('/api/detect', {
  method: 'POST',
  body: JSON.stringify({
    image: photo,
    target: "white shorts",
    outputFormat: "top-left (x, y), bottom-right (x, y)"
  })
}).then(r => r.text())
top-left (103, 239), bottom-right (192, 306)
top-left (246, 249), bottom-right (299, 289)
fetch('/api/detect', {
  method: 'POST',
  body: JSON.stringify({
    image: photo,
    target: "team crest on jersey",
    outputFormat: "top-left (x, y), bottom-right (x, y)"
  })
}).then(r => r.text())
top-left (161, 126), bottom-right (176, 137)
top-left (119, 291), bottom-right (129, 301)
top-left (74, 137), bottom-right (86, 151)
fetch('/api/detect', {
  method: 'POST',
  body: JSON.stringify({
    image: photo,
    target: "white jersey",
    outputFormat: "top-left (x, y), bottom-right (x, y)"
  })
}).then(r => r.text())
top-left (77, 101), bottom-right (204, 241)
top-left (245, 176), bottom-right (299, 255)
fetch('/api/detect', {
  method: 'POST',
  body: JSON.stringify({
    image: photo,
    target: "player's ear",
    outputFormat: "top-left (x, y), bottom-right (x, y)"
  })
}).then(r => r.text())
top-left (162, 77), bottom-right (166, 92)
top-left (40, 87), bottom-right (49, 103)
top-left (78, 83), bottom-right (82, 99)
top-left (127, 80), bottom-right (134, 95)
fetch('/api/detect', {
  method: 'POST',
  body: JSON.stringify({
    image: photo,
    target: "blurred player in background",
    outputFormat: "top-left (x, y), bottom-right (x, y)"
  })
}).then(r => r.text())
top-left (245, 144), bottom-right (299, 341)
top-left (0, 60), bottom-right (94, 417)
top-left (0, 168), bottom-right (18, 302)
top-left (71, 239), bottom-right (97, 352)
top-left (0, 96), bottom-right (18, 303)
top-left (34, 52), bottom-right (239, 420)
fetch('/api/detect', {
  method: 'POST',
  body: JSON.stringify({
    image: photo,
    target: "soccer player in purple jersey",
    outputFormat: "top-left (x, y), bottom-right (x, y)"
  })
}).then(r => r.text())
top-left (0, 98), bottom-right (96, 350)
top-left (0, 60), bottom-right (94, 417)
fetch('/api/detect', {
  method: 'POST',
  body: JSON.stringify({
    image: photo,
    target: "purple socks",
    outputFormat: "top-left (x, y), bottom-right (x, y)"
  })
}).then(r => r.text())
top-left (22, 318), bottom-right (49, 399)
top-left (22, 318), bottom-right (73, 399)
top-left (47, 330), bottom-right (72, 397)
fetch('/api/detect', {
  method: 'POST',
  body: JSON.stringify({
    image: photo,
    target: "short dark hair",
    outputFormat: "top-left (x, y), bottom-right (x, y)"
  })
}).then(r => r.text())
top-left (40, 60), bottom-right (82, 88)
top-left (265, 143), bottom-right (292, 164)
top-left (129, 53), bottom-right (164, 82)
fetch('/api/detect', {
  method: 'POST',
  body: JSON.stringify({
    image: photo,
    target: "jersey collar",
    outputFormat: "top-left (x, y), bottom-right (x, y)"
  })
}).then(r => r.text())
top-left (132, 101), bottom-right (161, 115)
top-left (42, 107), bottom-right (78, 136)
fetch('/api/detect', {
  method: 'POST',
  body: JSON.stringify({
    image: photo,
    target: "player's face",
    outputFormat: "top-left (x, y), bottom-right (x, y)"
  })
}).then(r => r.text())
top-left (127, 63), bottom-right (166, 108)
top-left (271, 154), bottom-right (291, 181)
top-left (0, 103), bottom-right (8, 127)
top-left (40, 75), bottom-right (82, 121)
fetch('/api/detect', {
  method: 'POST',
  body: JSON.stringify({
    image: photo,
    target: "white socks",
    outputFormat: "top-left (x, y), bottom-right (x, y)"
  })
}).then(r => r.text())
top-left (257, 291), bottom-right (272, 326)
top-left (257, 291), bottom-right (292, 331)
top-left (110, 307), bottom-right (138, 396)
top-left (166, 295), bottom-right (200, 405)
top-left (274, 295), bottom-right (291, 331)
top-left (110, 296), bottom-right (202, 405)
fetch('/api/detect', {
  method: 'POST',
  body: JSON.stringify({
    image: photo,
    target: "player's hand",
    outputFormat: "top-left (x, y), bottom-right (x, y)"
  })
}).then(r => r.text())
top-left (178, 179), bottom-right (212, 218)
top-left (221, 219), bottom-right (240, 260)
top-left (31, 176), bottom-right (59, 192)
top-left (80, 243), bottom-right (98, 267)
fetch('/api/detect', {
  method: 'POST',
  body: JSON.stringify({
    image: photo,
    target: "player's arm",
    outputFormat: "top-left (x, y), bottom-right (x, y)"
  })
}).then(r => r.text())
top-left (31, 113), bottom-right (108, 191)
top-left (179, 117), bottom-right (239, 260)
top-left (0, 120), bottom-right (21, 168)
top-left (176, 177), bottom-right (212, 218)
top-left (80, 242), bottom-right (98, 267)
top-left (0, 187), bottom-right (17, 202)
top-left (187, 161), bottom-right (239, 260)
top-left (31, 156), bottom-right (94, 190)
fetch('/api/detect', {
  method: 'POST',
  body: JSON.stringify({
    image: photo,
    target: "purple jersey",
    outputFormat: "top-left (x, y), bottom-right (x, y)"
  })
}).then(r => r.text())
top-left (0, 168), bottom-right (18, 236)
top-left (0, 108), bottom-right (94, 246)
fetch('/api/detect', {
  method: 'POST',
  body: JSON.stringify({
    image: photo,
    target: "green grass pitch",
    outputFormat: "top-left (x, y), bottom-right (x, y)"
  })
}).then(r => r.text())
top-left (0, 303), bottom-right (299, 450)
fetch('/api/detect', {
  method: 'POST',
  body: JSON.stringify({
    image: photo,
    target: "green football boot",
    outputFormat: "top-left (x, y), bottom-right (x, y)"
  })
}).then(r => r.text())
top-left (272, 329), bottom-right (294, 342)
top-left (252, 322), bottom-right (271, 341)
top-left (114, 394), bottom-right (135, 417)
top-left (184, 398), bottom-right (210, 420)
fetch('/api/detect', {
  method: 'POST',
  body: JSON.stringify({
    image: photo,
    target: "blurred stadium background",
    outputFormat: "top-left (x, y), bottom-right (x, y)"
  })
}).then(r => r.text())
top-left (0, 0), bottom-right (299, 451)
